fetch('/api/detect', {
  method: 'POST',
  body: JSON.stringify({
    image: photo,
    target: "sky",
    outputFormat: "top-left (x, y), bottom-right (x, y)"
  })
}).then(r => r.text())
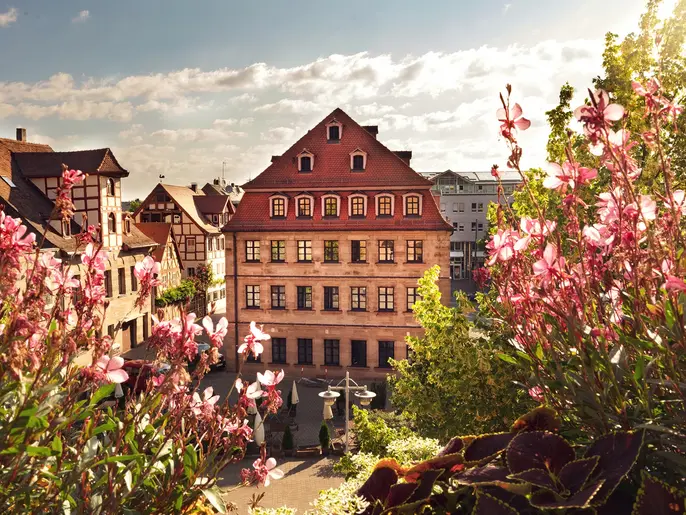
top-left (0, 0), bottom-right (660, 200)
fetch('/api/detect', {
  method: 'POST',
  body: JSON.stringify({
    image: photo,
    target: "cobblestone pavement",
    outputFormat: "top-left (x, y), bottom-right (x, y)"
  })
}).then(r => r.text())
top-left (218, 457), bottom-right (343, 514)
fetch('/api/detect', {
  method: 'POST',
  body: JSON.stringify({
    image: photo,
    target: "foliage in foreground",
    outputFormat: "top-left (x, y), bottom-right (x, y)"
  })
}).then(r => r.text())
top-left (355, 407), bottom-right (683, 514)
top-left (389, 266), bottom-right (532, 440)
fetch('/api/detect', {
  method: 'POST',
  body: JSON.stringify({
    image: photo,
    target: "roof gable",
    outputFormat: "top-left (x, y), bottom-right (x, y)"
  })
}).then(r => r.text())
top-left (11, 148), bottom-right (128, 178)
top-left (242, 108), bottom-right (432, 190)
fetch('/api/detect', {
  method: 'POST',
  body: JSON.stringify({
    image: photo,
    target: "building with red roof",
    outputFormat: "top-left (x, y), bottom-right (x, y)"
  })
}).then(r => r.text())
top-left (223, 108), bottom-right (452, 378)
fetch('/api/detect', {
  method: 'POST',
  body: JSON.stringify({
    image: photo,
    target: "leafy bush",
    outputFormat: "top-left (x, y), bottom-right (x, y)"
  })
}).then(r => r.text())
top-left (386, 434), bottom-right (442, 465)
top-left (390, 266), bottom-right (532, 440)
top-left (355, 407), bottom-right (682, 514)
top-left (154, 278), bottom-right (197, 307)
top-left (318, 421), bottom-right (330, 450)
top-left (282, 425), bottom-right (294, 450)
top-left (352, 406), bottom-right (413, 456)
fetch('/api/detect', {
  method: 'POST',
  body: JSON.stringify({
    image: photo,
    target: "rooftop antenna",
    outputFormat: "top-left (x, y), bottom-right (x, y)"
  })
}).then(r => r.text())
top-left (222, 161), bottom-right (227, 186)
top-left (158, 174), bottom-right (165, 183)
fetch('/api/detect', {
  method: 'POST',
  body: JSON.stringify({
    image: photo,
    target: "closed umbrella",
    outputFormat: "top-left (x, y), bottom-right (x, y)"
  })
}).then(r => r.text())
top-left (253, 411), bottom-right (265, 445)
top-left (291, 381), bottom-right (299, 405)
top-left (248, 380), bottom-right (261, 415)
top-left (323, 403), bottom-right (333, 421)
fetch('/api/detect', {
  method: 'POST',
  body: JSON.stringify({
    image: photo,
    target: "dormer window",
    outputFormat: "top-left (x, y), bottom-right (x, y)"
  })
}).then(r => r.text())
top-left (124, 217), bottom-right (132, 234)
top-left (295, 194), bottom-right (313, 218)
top-left (375, 193), bottom-right (395, 217)
top-left (297, 150), bottom-right (314, 172)
top-left (348, 193), bottom-right (368, 217)
top-left (403, 193), bottom-right (423, 217)
top-left (321, 194), bottom-right (340, 217)
top-left (270, 195), bottom-right (288, 218)
top-left (350, 149), bottom-right (367, 171)
top-left (326, 119), bottom-right (342, 142)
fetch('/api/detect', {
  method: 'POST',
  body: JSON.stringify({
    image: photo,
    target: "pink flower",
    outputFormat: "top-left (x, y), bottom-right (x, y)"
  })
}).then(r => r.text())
top-left (490, 164), bottom-right (500, 179)
top-left (486, 229), bottom-right (515, 265)
top-left (533, 244), bottom-right (565, 283)
top-left (574, 89), bottom-right (625, 141)
top-left (191, 387), bottom-right (220, 416)
top-left (94, 355), bottom-right (129, 384)
top-left (251, 457), bottom-right (284, 487)
top-left (496, 103), bottom-right (531, 137)
top-left (665, 190), bottom-right (686, 215)
top-left (528, 386), bottom-right (545, 403)
top-left (82, 243), bottom-right (108, 272)
top-left (257, 369), bottom-right (284, 387)
top-left (596, 189), bottom-right (622, 224)
top-left (514, 217), bottom-right (556, 252)
top-left (134, 256), bottom-right (161, 285)
top-left (238, 322), bottom-right (270, 358)
top-left (582, 224), bottom-right (615, 247)
top-left (664, 275), bottom-right (686, 293)
top-left (542, 161), bottom-right (597, 192)
top-left (61, 169), bottom-right (85, 187)
top-left (202, 316), bottom-right (228, 348)
top-left (246, 381), bottom-right (263, 399)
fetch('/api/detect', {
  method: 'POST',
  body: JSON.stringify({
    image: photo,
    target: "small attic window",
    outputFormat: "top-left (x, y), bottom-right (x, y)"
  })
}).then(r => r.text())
top-left (352, 155), bottom-right (364, 170)
top-left (297, 151), bottom-right (314, 172)
top-left (326, 120), bottom-right (342, 142)
top-left (350, 149), bottom-right (367, 171)
top-left (1, 176), bottom-right (16, 188)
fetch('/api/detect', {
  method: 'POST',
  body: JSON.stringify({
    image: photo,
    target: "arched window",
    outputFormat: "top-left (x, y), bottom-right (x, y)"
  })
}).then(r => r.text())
top-left (295, 194), bottom-right (314, 217)
top-left (107, 178), bottom-right (115, 197)
top-left (321, 194), bottom-right (340, 217)
top-left (348, 194), bottom-right (367, 217)
top-left (124, 217), bottom-right (131, 234)
top-left (375, 193), bottom-right (395, 217)
top-left (108, 213), bottom-right (116, 233)
top-left (350, 149), bottom-right (367, 171)
top-left (403, 193), bottom-right (422, 216)
top-left (297, 150), bottom-right (315, 172)
top-left (270, 195), bottom-right (288, 218)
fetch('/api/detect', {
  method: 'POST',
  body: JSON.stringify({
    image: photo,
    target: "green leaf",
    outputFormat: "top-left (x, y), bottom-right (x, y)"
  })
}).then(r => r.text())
top-left (202, 487), bottom-right (227, 514)
top-left (664, 301), bottom-right (676, 328)
top-left (92, 420), bottom-right (117, 437)
top-left (496, 353), bottom-right (518, 365)
top-left (90, 383), bottom-right (116, 406)
top-left (51, 435), bottom-right (63, 455)
top-left (633, 356), bottom-right (645, 382)
top-left (183, 444), bottom-right (197, 480)
top-left (26, 445), bottom-right (52, 457)
top-left (535, 343), bottom-right (544, 360)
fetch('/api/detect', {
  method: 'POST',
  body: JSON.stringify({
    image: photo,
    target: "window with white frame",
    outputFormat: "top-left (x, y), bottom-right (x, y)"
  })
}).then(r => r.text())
top-left (297, 151), bottom-right (314, 172)
top-left (326, 120), bottom-right (342, 141)
top-left (403, 194), bottom-right (422, 216)
top-left (350, 149), bottom-right (367, 170)
top-left (348, 194), bottom-right (367, 217)
top-left (321, 195), bottom-right (340, 217)
top-left (376, 194), bottom-right (394, 217)
top-left (296, 195), bottom-right (313, 217)
top-left (270, 195), bottom-right (288, 218)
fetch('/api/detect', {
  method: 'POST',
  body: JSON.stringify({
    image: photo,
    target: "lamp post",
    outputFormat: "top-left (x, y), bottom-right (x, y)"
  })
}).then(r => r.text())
top-left (318, 370), bottom-right (376, 453)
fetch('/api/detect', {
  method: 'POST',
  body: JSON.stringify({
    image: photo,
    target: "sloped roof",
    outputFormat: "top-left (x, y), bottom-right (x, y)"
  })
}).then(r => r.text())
top-left (12, 148), bottom-right (128, 178)
top-left (242, 108), bottom-right (433, 189)
top-left (226, 190), bottom-right (452, 232)
top-left (147, 184), bottom-right (220, 234)
top-left (426, 169), bottom-right (522, 183)
top-left (135, 222), bottom-right (182, 266)
top-left (194, 194), bottom-right (229, 214)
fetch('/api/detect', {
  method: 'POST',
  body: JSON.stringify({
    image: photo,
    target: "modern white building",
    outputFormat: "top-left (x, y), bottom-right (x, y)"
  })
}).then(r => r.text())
top-left (424, 170), bottom-right (521, 280)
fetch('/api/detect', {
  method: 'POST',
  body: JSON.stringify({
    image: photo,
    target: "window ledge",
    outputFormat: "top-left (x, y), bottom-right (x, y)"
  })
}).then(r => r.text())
top-left (297, 308), bottom-right (314, 311)
top-left (377, 310), bottom-right (396, 314)
top-left (349, 365), bottom-right (369, 369)
top-left (404, 214), bottom-right (422, 219)
top-left (322, 261), bottom-right (340, 265)
top-left (321, 309), bottom-right (342, 313)
top-left (268, 362), bottom-right (289, 366)
top-left (350, 261), bottom-right (369, 265)
top-left (244, 307), bottom-right (263, 311)
top-left (297, 363), bottom-right (316, 368)
top-left (347, 310), bottom-right (368, 314)
top-left (373, 366), bottom-right (395, 371)
top-left (377, 261), bottom-right (396, 265)
top-left (348, 215), bottom-right (366, 219)
top-left (296, 261), bottom-right (313, 264)
top-left (244, 261), bottom-right (261, 264)
top-left (322, 216), bottom-right (339, 220)
top-left (270, 261), bottom-right (287, 264)
top-left (376, 215), bottom-right (393, 219)
top-left (271, 216), bottom-right (286, 220)
top-left (271, 307), bottom-right (288, 311)
top-left (296, 216), bottom-right (313, 220)
top-left (323, 364), bottom-right (342, 369)
top-left (405, 261), bottom-right (424, 265)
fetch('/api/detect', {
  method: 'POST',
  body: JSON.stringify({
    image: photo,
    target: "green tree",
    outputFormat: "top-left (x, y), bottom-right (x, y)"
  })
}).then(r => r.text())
top-left (388, 266), bottom-right (531, 441)
top-left (128, 198), bottom-right (142, 212)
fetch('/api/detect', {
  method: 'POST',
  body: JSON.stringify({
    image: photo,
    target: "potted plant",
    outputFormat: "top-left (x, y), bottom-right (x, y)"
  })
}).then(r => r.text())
top-left (282, 425), bottom-right (294, 457)
top-left (319, 421), bottom-right (331, 456)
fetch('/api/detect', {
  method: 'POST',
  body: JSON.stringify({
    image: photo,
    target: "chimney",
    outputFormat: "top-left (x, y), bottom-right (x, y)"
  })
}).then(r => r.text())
top-left (213, 178), bottom-right (220, 185)
top-left (271, 155), bottom-right (281, 163)
top-left (393, 150), bottom-right (413, 166)
top-left (362, 125), bottom-right (378, 139)
top-left (190, 182), bottom-right (198, 192)
top-left (16, 128), bottom-right (26, 142)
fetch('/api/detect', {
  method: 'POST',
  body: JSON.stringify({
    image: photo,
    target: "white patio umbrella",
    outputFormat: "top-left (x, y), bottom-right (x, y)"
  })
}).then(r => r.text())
top-left (253, 410), bottom-right (265, 446)
top-left (323, 403), bottom-right (334, 421)
top-left (291, 380), bottom-right (300, 405)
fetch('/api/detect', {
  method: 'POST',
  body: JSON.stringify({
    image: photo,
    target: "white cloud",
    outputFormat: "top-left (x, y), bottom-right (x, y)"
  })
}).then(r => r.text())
top-left (0, 7), bottom-right (17, 27)
top-left (136, 97), bottom-right (213, 115)
top-left (254, 98), bottom-right (322, 114)
top-left (72, 10), bottom-right (90, 24)
top-left (260, 126), bottom-right (296, 143)
top-left (503, 3), bottom-right (512, 14)
top-left (0, 100), bottom-right (134, 121)
top-left (150, 126), bottom-right (247, 143)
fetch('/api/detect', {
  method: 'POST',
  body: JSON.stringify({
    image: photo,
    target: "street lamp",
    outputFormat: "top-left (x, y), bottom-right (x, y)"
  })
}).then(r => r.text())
top-left (318, 370), bottom-right (376, 453)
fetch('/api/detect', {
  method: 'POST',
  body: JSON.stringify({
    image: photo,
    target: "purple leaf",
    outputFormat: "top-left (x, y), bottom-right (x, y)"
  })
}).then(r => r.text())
top-left (454, 465), bottom-right (515, 486)
top-left (385, 483), bottom-right (417, 508)
top-left (472, 491), bottom-right (519, 515)
top-left (357, 466), bottom-right (398, 506)
top-left (506, 431), bottom-right (575, 475)
top-left (584, 430), bottom-right (644, 504)
top-left (405, 469), bottom-right (444, 504)
top-left (438, 436), bottom-right (464, 456)
top-left (508, 467), bottom-right (557, 491)
top-left (463, 432), bottom-right (515, 463)
top-left (404, 453), bottom-right (464, 482)
top-left (530, 481), bottom-right (605, 509)
top-left (511, 406), bottom-right (561, 433)
top-left (632, 472), bottom-right (685, 515)
top-left (558, 456), bottom-right (599, 494)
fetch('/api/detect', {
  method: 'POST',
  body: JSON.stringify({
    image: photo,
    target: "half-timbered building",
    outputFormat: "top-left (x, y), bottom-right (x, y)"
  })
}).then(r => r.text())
top-left (133, 183), bottom-right (233, 311)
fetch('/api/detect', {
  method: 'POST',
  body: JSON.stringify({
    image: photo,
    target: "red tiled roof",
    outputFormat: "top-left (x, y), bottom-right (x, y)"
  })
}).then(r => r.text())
top-left (12, 148), bottom-right (128, 178)
top-left (225, 190), bottom-right (452, 232)
top-left (194, 194), bottom-right (229, 214)
top-left (135, 222), bottom-right (182, 265)
top-left (242, 108), bottom-right (433, 189)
